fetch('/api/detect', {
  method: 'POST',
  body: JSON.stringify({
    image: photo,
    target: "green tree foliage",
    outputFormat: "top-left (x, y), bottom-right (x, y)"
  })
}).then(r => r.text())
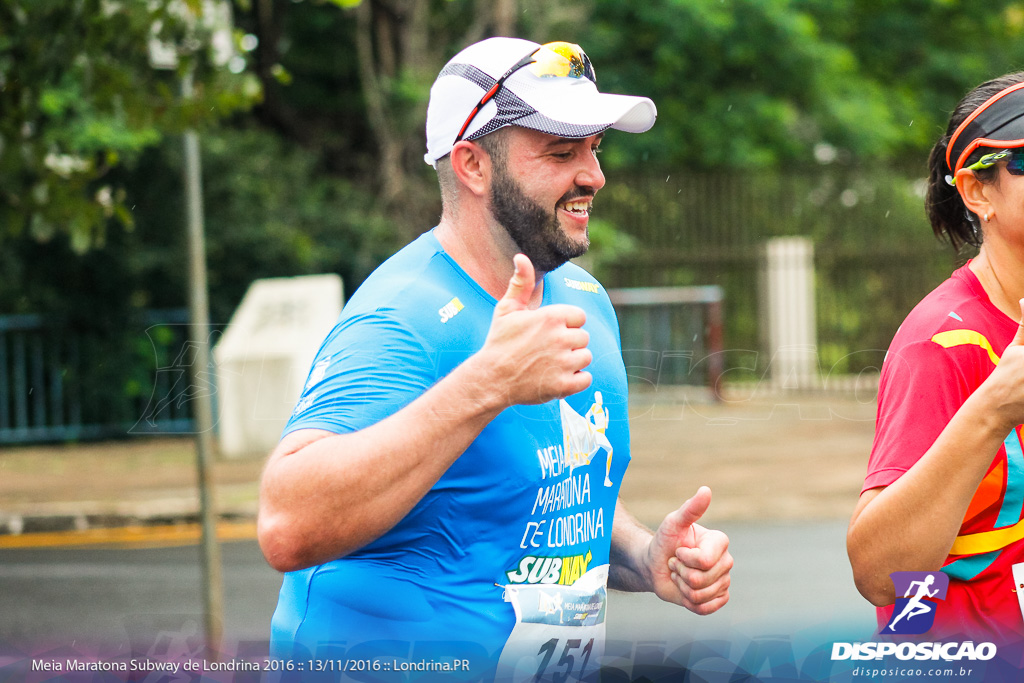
top-left (8, 0), bottom-right (1024, 420)
top-left (582, 0), bottom-right (898, 170)
top-left (0, 0), bottom-right (258, 250)
top-left (120, 125), bottom-right (399, 324)
top-left (795, 0), bottom-right (1024, 159)
top-left (582, 0), bottom-right (1024, 170)
top-left (231, 0), bottom-right (583, 235)
top-left (8, 1), bottom-right (1024, 269)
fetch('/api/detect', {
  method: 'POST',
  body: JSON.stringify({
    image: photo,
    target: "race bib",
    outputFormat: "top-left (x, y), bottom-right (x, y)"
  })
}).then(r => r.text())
top-left (495, 565), bottom-right (607, 682)
top-left (1012, 562), bottom-right (1024, 622)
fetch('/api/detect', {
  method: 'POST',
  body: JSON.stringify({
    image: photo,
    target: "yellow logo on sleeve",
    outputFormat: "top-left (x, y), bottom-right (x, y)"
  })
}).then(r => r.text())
top-left (563, 278), bottom-right (600, 294)
top-left (439, 297), bottom-right (465, 323)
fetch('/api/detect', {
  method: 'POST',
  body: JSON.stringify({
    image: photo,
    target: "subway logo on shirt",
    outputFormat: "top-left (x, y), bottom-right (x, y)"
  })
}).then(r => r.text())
top-left (506, 551), bottom-right (593, 585)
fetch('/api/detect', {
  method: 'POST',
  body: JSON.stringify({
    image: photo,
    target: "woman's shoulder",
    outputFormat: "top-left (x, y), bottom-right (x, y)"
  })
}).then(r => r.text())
top-left (890, 265), bottom-right (996, 348)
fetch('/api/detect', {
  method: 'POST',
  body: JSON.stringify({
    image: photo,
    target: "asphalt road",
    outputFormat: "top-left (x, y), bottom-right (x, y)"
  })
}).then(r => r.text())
top-left (0, 540), bottom-right (279, 646)
top-left (0, 520), bottom-right (875, 656)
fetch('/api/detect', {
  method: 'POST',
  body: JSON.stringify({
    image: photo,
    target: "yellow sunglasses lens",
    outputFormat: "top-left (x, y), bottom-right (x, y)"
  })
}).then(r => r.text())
top-left (527, 42), bottom-right (596, 82)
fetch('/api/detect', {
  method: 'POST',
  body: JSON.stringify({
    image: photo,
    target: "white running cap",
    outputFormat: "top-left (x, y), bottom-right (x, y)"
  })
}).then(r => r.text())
top-left (424, 37), bottom-right (657, 166)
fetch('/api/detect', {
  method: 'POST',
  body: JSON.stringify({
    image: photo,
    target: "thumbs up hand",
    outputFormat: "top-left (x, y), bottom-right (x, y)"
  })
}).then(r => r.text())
top-left (493, 253), bottom-right (538, 316)
top-left (644, 486), bottom-right (732, 615)
top-left (477, 254), bottom-right (593, 407)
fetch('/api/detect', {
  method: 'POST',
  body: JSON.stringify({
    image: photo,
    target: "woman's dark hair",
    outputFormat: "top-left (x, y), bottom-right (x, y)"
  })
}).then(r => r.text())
top-left (926, 72), bottom-right (1024, 250)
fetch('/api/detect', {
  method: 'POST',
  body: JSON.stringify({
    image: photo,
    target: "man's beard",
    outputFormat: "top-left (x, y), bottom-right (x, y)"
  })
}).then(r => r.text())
top-left (489, 164), bottom-right (591, 273)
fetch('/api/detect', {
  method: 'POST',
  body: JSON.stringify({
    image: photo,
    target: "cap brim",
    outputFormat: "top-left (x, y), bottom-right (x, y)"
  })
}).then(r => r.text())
top-left (517, 94), bottom-right (656, 137)
top-left (948, 82), bottom-right (1024, 172)
top-left (510, 74), bottom-right (656, 137)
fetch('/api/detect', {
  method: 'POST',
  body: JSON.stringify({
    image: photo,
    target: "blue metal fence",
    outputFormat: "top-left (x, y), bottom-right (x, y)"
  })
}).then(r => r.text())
top-left (0, 309), bottom-right (207, 444)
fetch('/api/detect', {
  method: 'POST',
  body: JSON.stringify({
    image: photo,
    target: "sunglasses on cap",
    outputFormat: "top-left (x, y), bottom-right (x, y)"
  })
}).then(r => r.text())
top-left (453, 41), bottom-right (597, 146)
top-left (946, 148), bottom-right (1024, 185)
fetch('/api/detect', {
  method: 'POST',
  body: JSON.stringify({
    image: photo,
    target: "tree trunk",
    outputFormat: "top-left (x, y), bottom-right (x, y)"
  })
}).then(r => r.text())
top-left (353, 0), bottom-right (405, 204)
top-left (493, 0), bottom-right (517, 37)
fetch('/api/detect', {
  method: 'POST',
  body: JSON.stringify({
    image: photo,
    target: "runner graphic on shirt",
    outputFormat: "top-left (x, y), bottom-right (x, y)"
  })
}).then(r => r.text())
top-left (560, 394), bottom-right (616, 487)
top-left (584, 392), bottom-right (614, 487)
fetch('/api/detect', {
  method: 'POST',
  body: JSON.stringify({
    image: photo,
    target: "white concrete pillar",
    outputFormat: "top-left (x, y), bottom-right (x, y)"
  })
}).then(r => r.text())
top-left (762, 237), bottom-right (818, 389)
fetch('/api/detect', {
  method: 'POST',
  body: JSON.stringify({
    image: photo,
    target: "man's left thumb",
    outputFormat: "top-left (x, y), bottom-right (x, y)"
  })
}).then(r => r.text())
top-left (676, 486), bottom-right (712, 529)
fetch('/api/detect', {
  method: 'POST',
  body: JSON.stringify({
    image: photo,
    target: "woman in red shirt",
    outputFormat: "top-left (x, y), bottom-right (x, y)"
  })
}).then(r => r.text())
top-left (848, 72), bottom-right (1024, 643)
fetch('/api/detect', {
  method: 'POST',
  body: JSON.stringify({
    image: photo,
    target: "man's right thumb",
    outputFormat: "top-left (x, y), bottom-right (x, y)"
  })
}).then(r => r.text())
top-left (498, 254), bottom-right (535, 311)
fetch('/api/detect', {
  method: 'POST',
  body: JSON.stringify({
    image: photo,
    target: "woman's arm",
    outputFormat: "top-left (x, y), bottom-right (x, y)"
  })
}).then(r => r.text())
top-left (848, 306), bottom-right (1024, 604)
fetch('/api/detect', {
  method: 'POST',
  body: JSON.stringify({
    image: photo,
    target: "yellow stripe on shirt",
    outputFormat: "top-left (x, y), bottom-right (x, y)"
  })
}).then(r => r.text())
top-left (931, 329), bottom-right (1013, 556)
top-left (950, 517), bottom-right (1024, 556)
top-left (930, 329), bottom-right (1001, 366)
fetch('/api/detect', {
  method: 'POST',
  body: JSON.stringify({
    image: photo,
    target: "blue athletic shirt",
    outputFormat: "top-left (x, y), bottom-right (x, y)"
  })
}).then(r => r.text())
top-left (270, 230), bottom-right (631, 678)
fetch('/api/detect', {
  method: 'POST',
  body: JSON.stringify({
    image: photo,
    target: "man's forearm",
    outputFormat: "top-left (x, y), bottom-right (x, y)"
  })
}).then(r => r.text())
top-left (608, 499), bottom-right (654, 592)
top-left (259, 266), bottom-right (599, 573)
top-left (258, 354), bottom-right (508, 572)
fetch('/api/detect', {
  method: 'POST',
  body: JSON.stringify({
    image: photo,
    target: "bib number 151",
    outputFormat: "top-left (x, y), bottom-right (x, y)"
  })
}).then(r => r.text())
top-left (534, 637), bottom-right (595, 682)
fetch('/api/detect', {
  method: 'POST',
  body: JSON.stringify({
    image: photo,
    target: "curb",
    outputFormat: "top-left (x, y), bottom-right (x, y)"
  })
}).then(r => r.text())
top-left (0, 501), bottom-right (257, 536)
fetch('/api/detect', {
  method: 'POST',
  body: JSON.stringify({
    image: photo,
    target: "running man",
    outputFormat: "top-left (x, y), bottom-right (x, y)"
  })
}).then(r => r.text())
top-left (259, 37), bottom-right (733, 680)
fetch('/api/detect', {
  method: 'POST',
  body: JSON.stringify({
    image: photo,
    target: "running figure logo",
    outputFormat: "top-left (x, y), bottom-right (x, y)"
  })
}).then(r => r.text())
top-left (884, 571), bottom-right (949, 634)
top-left (584, 392), bottom-right (614, 487)
top-left (559, 392), bottom-right (615, 487)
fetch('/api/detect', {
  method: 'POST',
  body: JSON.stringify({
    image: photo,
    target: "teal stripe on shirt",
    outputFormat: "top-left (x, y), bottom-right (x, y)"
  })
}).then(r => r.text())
top-left (943, 551), bottom-right (1000, 582)
top-left (996, 428), bottom-right (1024, 528)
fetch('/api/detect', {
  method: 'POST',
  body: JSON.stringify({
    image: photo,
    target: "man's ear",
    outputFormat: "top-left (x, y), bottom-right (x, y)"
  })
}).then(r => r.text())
top-left (450, 140), bottom-right (491, 198)
top-left (955, 168), bottom-right (994, 220)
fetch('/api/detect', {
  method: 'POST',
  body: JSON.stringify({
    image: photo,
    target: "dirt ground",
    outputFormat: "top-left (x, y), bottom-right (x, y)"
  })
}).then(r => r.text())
top-left (0, 438), bottom-right (264, 519)
top-left (0, 386), bottom-right (877, 526)
top-left (620, 387), bottom-right (876, 525)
